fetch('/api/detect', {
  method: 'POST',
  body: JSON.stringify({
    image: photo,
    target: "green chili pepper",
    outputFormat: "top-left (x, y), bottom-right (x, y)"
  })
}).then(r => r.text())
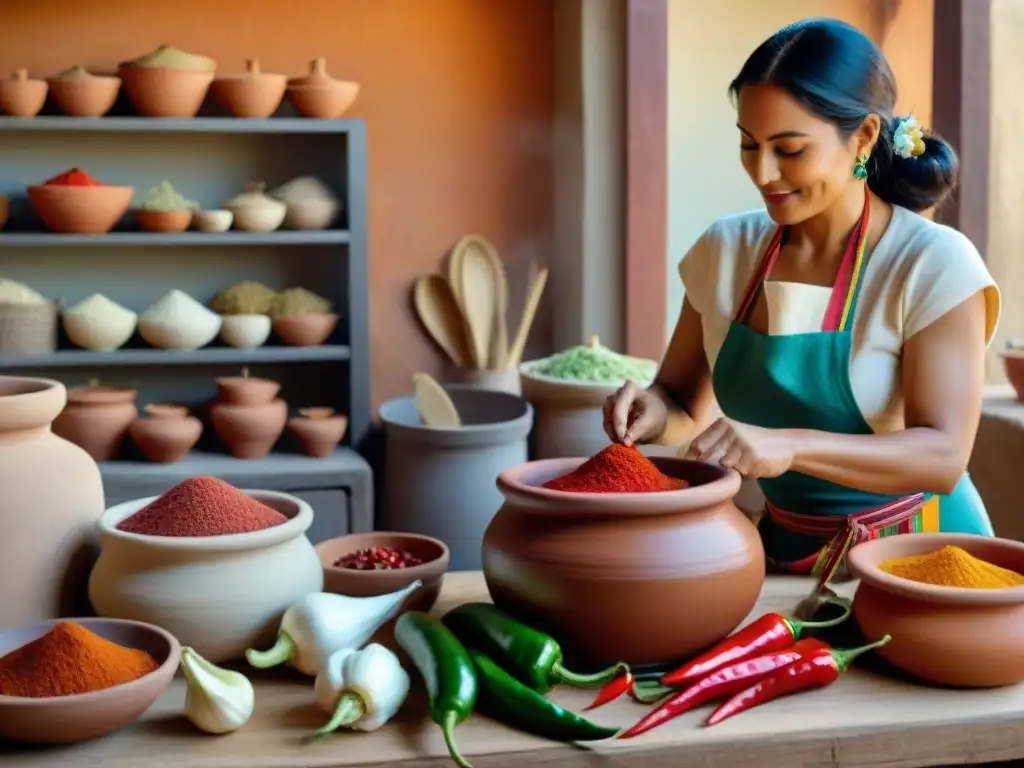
top-left (469, 648), bottom-right (620, 742)
top-left (443, 603), bottom-right (627, 693)
top-left (394, 611), bottom-right (477, 768)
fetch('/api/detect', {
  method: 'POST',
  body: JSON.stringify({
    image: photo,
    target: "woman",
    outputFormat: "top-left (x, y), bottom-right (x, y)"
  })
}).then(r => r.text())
top-left (604, 18), bottom-right (1000, 576)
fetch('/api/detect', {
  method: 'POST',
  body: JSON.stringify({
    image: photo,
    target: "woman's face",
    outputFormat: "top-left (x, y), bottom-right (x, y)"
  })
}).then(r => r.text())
top-left (736, 84), bottom-right (871, 225)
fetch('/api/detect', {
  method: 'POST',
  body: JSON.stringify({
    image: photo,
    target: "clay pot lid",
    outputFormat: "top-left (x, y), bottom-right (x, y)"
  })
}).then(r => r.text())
top-left (288, 57), bottom-right (343, 88)
top-left (143, 403), bottom-right (188, 419)
top-left (224, 182), bottom-right (282, 209)
top-left (6, 69), bottom-right (44, 84)
top-left (297, 407), bottom-right (337, 420)
top-left (215, 371), bottom-right (278, 388)
top-left (67, 385), bottom-right (137, 404)
top-left (218, 58), bottom-right (286, 82)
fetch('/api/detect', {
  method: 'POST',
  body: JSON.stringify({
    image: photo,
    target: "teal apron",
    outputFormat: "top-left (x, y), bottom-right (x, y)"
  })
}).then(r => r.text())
top-left (711, 190), bottom-right (993, 581)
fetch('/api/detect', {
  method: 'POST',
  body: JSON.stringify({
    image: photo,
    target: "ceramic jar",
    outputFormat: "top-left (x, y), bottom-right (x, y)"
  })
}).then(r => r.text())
top-left (269, 176), bottom-right (340, 230)
top-left (286, 57), bottom-right (360, 119)
top-left (47, 66), bottom-right (121, 117)
top-left (223, 182), bottom-right (286, 233)
top-left (518, 367), bottom-right (620, 459)
top-left (482, 457), bottom-right (765, 666)
top-left (209, 375), bottom-right (287, 458)
top-left (52, 385), bottom-right (139, 462)
top-left (288, 407), bottom-right (348, 457)
top-left (0, 69), bottom-right (47, 117)
top-left (89, 490), bottom-right (324, 662)
top-left (128, 404), bottom-right (202, 463)
top-left (0, 377), bottom-right (104, 628)
top-left (211, 58), bottom-right (286, 118)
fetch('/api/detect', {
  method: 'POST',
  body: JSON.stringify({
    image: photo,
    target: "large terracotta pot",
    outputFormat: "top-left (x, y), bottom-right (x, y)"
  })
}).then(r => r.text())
top-left (52, 386), bottom-right (138, 462)
top-left (482, 457), bottom-right (764, 666)
top-left (0, 376), bottom-right (105, 628)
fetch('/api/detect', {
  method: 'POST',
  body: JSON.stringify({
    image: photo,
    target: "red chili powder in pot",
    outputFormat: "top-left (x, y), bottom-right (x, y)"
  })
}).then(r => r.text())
top-left (542, 443), bottom-right (689, 493)
top-left (43, 167), bottom-right (104, 187)
top-left (116, 476), bottom-right (288, 537)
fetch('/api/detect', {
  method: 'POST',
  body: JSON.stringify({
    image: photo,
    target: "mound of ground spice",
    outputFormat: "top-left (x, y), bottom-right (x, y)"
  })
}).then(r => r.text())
top-left (43, 167), bottom-right (104, 187)
top-left (0, 622), bottom-right (159, 698)
top-left (879, 545), bottom-right (1024, 589)
top-left (116, 475), bottom-right (288, 537)
top-left (542, 443), bottom-right (689, 493)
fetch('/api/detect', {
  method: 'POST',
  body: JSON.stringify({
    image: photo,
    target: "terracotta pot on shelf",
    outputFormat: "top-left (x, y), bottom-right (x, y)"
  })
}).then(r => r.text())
top-left (133, 209), bottom-right (193, 233)
top-left (272, 313), bottom-right (338, 346)
top-left (209, 373), bottom-right (287, 459)
top-left (285, 57), bottom-right (359, 119)
top-left (128, 404), bottom-right (202, 463)
top-left (211, 58), bottom-right (286, 118)
top-left (0, 194), bottom-right (7, 230)
top-left (0, 376), bottom-right (105, 629)
top-left (47, 68), bottom-right (121, 117)
top-left (27, 184), bottom-right (134, 235)
top-left (288, 407), bottom-right (348, 457)
top-left (118, 65), bottom-right (213, 118)
top-left (481, 457), bottom-right (765, 667)
top-left (52, 385), bottom-right (138, 462)
top-left (215, 373), bottom-right (281, 406)
top-left (0, 69), bottom-right (47, 117)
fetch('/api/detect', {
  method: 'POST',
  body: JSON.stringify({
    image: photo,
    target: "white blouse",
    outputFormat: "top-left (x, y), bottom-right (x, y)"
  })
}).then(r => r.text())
top-left (679, 205), bottom-right (1001, 434)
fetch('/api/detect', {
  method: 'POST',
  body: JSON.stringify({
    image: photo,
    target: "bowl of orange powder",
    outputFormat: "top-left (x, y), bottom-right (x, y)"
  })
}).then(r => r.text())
top-left (847, 533), bottom-right (1024, 687)
top-left (87, 476), bottom-right (324, 664)
top-left (27, 168), bottom-right (134, 235)
top-left (0, 617), bottom-right (180, 744)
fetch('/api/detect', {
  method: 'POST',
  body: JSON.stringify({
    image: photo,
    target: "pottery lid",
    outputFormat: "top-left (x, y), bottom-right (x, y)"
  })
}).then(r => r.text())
top-left (288, 57), bottom-right (338, 87)
top-left (224, 181), bottom-right (285, 211)
top-left (218, 58), bottom-right (285, 81)
top-left (7, 69), bottom-right (41, 83)
top-left (127, 44), bottom-right (216, 72)
top-left (67, 385), bottom-right (137, 405)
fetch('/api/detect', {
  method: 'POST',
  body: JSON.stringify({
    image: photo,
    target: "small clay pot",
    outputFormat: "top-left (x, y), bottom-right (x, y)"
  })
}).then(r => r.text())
top-left (128, 403), bottom-right (202, 463)
top-left (209, 398), bottom-right (287, 459)
top-left (47, 69), bottom-right (121, 117)
top-left (285, 58), bottom-right (360, 119)
top-left (0, 69), bottom-right (47, 117)
top-left (52, 386), bottom-right (139, 462)
top-left (211, 58), bottom-right (286, 118)
top-left (214, 375), bottom-right (280, 406)
top-left (288, 407), bottom-right (348, 457)
top-left (1001, 349), bottom-right (1024, 401)
top-left (0, 194), bottom-right (7, 231)
top-left (118, 65), bottom-right (213, 118)
top-left (134, 209), bottom-right (193, 233)
top-left (273, 313), bottom-right (338, 346)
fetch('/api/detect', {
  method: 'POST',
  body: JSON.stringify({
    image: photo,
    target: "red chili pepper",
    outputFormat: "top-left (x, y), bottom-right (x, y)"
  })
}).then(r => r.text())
top-left (619, 638), bottom-right (827, 739)
top-left (660, 598), bottom-right (851, 686)
top-left (704, 635), bottom-right (891, 727)
top-left (583, 669), bottom-right (633, 710)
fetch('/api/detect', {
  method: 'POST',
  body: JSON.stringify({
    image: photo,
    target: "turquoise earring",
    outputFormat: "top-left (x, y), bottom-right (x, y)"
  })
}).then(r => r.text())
top-left (853, 153), bottom-right (869, 180)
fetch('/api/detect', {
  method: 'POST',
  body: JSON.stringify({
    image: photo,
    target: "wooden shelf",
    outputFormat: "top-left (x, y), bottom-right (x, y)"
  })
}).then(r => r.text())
top-left (0, 230), bottom-right (351, 247)
top-left (0, 117), bottom-right (360, 134)
top-left (0, 345), bottom-right (350, 369)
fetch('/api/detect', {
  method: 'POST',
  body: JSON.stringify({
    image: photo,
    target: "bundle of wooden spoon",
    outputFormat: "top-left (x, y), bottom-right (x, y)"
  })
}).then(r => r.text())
top-left (413, 234), bottom-right (548, 371)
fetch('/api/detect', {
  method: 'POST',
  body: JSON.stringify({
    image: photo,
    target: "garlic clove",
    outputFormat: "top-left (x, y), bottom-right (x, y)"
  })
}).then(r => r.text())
top-left (180, 646), bottom-right (256, 735)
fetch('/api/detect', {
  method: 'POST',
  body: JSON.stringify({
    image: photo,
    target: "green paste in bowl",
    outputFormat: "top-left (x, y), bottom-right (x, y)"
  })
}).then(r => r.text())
top-left (521, 336), bottom-right (657, 385)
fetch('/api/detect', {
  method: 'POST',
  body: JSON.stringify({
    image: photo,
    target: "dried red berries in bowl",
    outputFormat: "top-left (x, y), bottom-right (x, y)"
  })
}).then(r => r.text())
top-left (314, 532), bottom-right (449, 612)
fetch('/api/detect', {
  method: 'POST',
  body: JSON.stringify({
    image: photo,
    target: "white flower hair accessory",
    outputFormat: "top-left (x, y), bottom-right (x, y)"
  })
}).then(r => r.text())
top-left (893, 115), bottom-right (926, 159)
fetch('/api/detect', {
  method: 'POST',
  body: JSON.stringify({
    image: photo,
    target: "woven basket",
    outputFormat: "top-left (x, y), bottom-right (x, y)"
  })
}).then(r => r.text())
top-left (0, 301), bottom-right (58, 354)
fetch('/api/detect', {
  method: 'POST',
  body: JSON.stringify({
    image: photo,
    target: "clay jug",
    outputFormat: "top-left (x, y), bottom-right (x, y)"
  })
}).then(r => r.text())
top-left (128, 403), bottom-right (203, 463)
top-left (287, 407), bottom-right (348, 457)
top-left (0, 376), bottom-right (105, 628)
top-left (209, 374), bottom-right (286, 459)
top-left (481, 457), bottom-right (765, 667)
top-left (52, 385), bottom-right (138, 461)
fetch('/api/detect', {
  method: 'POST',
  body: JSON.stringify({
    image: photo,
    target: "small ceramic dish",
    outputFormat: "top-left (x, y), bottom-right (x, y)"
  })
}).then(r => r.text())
top-left (272, 313), bottom-right (338, 346)
top-left (0, 617), bottom-right (180, 744)
top-left (316, 532), bottom-right (449, 612)
top-left (847, 533), bottom-right (1024, 688)
top-left (134, 209), bottom-right (193, 233)
top-left (193, 209), bottom-right (233, 233)
top-left (219, 314), bottom-right (271, 348)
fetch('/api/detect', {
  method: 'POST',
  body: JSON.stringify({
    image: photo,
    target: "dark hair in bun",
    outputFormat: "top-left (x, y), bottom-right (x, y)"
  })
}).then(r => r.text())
top-left (729, 17), bottom-right (959, 212)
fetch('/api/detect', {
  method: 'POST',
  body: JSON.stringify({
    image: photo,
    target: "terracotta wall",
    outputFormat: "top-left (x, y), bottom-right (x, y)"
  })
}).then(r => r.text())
top-left (0, 0), bottom-right (555, 410)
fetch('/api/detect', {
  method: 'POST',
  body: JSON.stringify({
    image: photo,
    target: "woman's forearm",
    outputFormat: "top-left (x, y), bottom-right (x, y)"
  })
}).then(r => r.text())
top-left (787, 427), bottom-right (966, 496)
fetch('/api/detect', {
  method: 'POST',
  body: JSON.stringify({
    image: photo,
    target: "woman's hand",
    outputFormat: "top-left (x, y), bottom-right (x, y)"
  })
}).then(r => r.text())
top-left (685, 418), bottom-right (795, 478)
top-left (603, 381), bottom-right (669, 446)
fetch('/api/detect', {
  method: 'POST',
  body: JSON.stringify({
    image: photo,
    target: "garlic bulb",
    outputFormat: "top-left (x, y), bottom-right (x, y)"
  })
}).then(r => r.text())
top-left (180, 646), bottom-right (255, 735)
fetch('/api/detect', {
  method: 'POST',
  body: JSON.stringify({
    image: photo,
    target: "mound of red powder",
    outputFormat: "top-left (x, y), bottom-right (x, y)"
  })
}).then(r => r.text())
top-left (116, 476), bottom-right (288, 537)
top-left (542, 443), bottom-right (689, 493)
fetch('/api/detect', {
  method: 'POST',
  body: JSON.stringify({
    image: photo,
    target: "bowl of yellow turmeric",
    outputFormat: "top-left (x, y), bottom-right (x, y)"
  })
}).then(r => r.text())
top-left (847, 533), bottom-right (1024, 688)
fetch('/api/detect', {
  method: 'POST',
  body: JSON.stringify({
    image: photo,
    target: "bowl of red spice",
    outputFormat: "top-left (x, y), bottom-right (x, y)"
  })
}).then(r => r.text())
top-left (847, 533), bottom-right (1024, 688)
top-left (0, 617), bottom-right (180, 744)
top-left (316, 532), bottom-right (450, 612)
top-left (27, 168), bottom-right (133, 234)
top-left (87, 476), bottom-right (324, 663)
top-left (481, 444), bottom-right (765, 667)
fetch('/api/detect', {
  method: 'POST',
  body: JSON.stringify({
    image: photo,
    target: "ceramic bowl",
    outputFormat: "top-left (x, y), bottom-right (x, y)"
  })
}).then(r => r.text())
top-left (138, 312), bottom-right (221, 350)
top-left (88, 490), bottom-right (323, 663)
top-left (219, 314), bottom-right (271, 348)
top-left (193, 209), bottom-right (233, 233)
top-left (1000, 349), bottom-right (1024, 401)
top-left (273, 313), bottom-right (338, 346)
top-left (118, 65), bottom-right (213, 118)
top-left (229, 204), bottom-right (286, 233)
top-left (47, 75), bottom-right (121, 117)
top-left (482, 457), bottom-right (764, 666)
top-left (286, 81), bottom-right (360, 119)
top-left (316, 532), bottom-right (449, 612)
top-left (287, 407), bottom-right (348, 457)
top-left (282, 198), bottom-right (340, 230)
top-left (0, 71), bottom-right (47, 117)
top-left (847, 533), bottom-right (1024, 687)
top-left (0, 617), bottom-right (180, 744)
top-left (62, 308), bottom-right (137, 351)
top-left (134, 209), bottom-right (192, 233)
top-left (211, 71), bottom-right (286, 119)
top-left (26, 184), bottom-right (134, 235)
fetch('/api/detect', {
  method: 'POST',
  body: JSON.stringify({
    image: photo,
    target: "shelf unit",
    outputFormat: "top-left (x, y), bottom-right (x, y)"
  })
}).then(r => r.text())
top-left (0, 116), bottom-right (372, 538)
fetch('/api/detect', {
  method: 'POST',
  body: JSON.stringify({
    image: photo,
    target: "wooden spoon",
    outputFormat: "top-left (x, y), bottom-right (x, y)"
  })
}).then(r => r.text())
top-left (470, 235), bottom-right (509, 369)
top-left (506, 267), bottom-right (549, 368)
top-left (413, 274), bottom-right (474, 369)
top-left (412, 372), bottom-right (460, 428)
top-left (456, 239), bottom-right (499, 370)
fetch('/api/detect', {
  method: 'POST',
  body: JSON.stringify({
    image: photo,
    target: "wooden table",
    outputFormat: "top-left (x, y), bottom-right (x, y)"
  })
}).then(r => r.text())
top-left (4, 572), bottom-right (1024, 768)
